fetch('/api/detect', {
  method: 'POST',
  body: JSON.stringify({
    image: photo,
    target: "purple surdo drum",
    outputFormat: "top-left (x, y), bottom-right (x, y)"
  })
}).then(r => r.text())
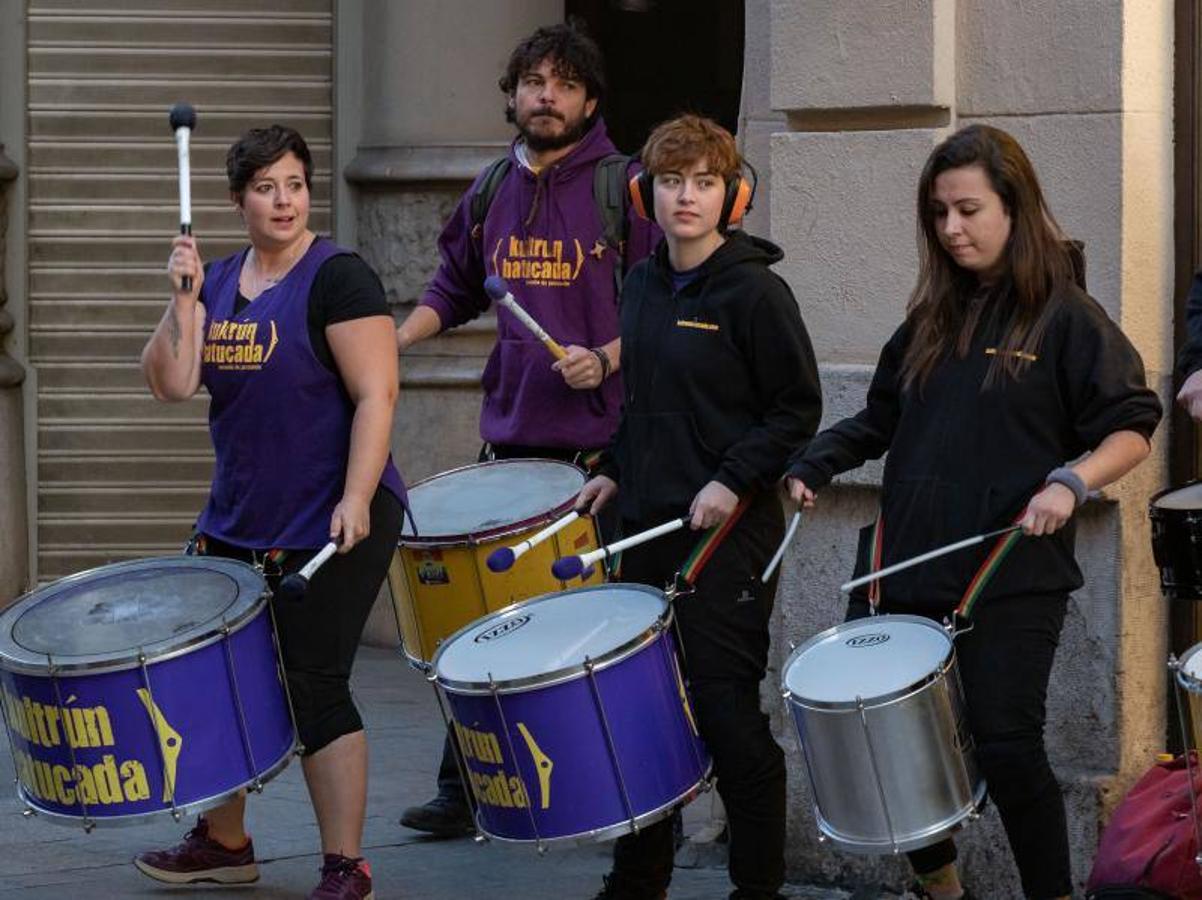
top-left (432, 583), bottom-right (711, 846)
top-left (0, 557), bottom-right (297, 829)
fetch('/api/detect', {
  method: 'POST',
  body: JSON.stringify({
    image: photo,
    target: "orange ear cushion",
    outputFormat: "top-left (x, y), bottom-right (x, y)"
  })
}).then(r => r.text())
top-left (725, 177), bottom-right (753, 226)
top-left (628, 172), bottom-right (654, 222)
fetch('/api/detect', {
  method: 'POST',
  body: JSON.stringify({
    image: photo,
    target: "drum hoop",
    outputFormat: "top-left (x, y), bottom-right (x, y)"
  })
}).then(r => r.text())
top-left (1176, 641), bottom-right (1202, 691)
top-left (14, 735), bottom-right (297, 828)
top-left (1150, 479), bottom-right (1202, 514)
top-left (399, 458), bottom-right (586, 545)
top-left (0, 557), bottom-right (269, 676)
top-left (781, 613), bottom-right (955, 711)
top-left (432, 584), bottom-right (672, 694)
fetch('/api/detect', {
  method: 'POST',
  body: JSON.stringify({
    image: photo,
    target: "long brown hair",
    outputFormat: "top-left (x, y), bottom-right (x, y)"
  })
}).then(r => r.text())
top-left (902, 125), bottom-right (1074, 390)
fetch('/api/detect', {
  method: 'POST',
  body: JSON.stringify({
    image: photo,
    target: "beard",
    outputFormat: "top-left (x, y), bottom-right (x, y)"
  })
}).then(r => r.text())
top-left (517, 106), bottom-right (591, 153)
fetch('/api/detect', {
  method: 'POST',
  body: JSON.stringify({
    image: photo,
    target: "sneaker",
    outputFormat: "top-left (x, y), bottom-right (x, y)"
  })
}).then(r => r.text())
top-left (309, 854), bottom-right (373, 900)
top-left (133, 817), bottom-right (259, 885)
top-left (398, 793), bottom-right (474, 837)
top-left (592, 874), bottom-right (668, 900)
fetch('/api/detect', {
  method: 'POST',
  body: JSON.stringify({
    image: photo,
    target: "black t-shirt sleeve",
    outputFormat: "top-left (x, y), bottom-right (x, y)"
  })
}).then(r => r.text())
top-left (307, 253), bottom-right (391, 371)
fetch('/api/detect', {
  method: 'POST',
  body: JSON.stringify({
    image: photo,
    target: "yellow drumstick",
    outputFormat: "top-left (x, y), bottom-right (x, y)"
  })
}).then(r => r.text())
top-left (484, 275), bottom-right (568, 360)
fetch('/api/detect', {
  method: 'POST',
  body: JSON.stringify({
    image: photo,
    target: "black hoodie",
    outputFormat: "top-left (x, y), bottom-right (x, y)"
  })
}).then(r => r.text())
top-left (599, 231), bottom-right (822, 523)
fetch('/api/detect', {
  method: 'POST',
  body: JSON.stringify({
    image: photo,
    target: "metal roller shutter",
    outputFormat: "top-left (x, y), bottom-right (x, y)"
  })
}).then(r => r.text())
top-left (27, 0), bottom-right (333, 579)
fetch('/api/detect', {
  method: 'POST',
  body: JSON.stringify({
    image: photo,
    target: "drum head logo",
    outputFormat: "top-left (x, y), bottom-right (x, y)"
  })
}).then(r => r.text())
top-left (474, 615), bottom-right (531, 643)
top-left (845, 633), bottom-right (890, 648)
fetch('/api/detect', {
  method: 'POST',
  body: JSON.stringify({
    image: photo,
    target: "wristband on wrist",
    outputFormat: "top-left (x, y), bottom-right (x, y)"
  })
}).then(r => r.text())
top-left (591, 347), bottom-right (612, 381)
top-left (1045, 466), bottom-right (1088, 508)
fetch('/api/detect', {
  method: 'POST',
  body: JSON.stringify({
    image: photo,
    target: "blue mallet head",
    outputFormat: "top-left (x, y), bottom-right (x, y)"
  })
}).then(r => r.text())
top-left (276, 572), bottom-right (308, 603)
top-left (486, 547), bottom-right (515, 573)
top-left (580, 565), bottom-right (596, 580)
top-left (551, 555), bottom-right (584, 581)
top-left (483, 275), bottom-right (509, 302)
top-left (169, 102), bottom-right (196, 132)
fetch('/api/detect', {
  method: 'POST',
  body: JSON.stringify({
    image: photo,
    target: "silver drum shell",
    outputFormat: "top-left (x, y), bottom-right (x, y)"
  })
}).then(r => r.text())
top-left (782, 615), bottom-right (986, 855)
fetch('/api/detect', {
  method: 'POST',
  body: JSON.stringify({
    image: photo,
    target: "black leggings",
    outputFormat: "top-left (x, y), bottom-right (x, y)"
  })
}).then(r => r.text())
top-left (198, 487), bottom-right (403, 755)
top-left (847, 593), bottom-right (1071, 899)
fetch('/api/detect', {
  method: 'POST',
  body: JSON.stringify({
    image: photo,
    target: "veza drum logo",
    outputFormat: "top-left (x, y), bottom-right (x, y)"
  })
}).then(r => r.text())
top-left (845, 633), bottom-right (890, 648)
top-left (475, 615), bottom-right (531, 643)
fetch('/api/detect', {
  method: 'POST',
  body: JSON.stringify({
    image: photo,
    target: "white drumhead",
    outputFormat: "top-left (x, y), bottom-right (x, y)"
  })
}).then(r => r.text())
top-left (434, 584), bottom-right (666, 686)
top-left (1154, 483), bottom-right (1202, 510)
top-left (1181, 642), bottom-right (1202, 682)
top-left (784, 616), bottom-right (951, 704)
top-left (403, 460), bottom-right (585, 538)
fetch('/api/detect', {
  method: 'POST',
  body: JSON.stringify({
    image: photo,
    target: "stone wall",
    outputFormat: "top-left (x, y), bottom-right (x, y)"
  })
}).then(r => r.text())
top-left (754, 0), bottom-right (1173, 893)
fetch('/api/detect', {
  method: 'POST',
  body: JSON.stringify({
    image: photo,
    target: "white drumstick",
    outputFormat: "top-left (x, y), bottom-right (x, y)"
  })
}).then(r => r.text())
top-left (277, 541), bottom-right (337, 602)
top-left (486, 510), bottom-right (581, 572)
top-left (168, 103), bottom-right (196, 289)
top-left (761, 509), bottom-right (802, 582)
top-left (483, 275), bottom-right (568, 360)
top-left (552, 516), bottom-right (689, 580)
top-left (840, 524), bottom-right (1023, 594)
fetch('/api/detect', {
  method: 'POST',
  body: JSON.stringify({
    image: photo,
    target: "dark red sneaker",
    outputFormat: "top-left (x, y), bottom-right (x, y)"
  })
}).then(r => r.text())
top-left (133, 818), bottom-right (259, 885)
top-left (308, 854), bottom-right (374, 900)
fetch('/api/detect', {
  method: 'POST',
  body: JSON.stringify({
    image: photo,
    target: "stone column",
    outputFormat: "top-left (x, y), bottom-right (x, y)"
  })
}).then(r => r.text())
top-left (0, 143), bottom-right (28, 606)
top-left (339, 0), bottom-right (560, 646)
top-left (756, 0), bottom-right (1172, 892)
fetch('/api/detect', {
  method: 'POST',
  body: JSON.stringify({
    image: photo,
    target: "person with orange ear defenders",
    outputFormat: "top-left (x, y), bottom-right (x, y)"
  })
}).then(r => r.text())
top-left (577, 115), bottom-right (822, 900)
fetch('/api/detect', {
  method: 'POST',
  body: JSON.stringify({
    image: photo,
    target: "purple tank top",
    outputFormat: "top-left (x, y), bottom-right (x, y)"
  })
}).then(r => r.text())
top-left (197, 237), bottom-right (406, 549)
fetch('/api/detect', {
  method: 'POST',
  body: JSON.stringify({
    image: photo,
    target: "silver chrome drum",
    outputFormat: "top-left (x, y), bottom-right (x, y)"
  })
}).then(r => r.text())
top-left (781, 614), bottom-right (985, 855)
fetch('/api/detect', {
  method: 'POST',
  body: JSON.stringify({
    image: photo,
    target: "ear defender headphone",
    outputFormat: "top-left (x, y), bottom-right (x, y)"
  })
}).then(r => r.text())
top-left (628, 160), bottom-right (758, 233)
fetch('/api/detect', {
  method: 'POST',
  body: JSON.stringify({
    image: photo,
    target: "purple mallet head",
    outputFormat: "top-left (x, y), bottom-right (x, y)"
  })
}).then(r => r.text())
top-left (486, 547), bottom-right (515, 573)
top-left (169, 103), bottom-right (197, 132)
top-left (277, 573), bottom-right (308, 603)
top-left (580, 565), bottom-right (596, 580)
top-left (483, 275), bottom-right (509, 302)
top-left (551, 555), bottom-right (584, 581)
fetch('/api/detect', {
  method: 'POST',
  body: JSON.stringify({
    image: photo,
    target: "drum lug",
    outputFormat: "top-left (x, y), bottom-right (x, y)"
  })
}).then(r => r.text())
top-left (1170, 654), bottom-right (1181, 671)
top-left (967, 808), bottom-right (981, 822)
top-left (816, 831), bottom-right (826, 843)
top-left (781, 689), bottom-right (792, 701)
top-left (21, 806), bottom-right (34, 818)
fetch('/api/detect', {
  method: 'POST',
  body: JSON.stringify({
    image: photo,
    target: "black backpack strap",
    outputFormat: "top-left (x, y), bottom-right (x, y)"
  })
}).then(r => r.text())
top-left (470, 157), bottom-right (512, 241)
top-left (593, 153), bottom-right (634, 298)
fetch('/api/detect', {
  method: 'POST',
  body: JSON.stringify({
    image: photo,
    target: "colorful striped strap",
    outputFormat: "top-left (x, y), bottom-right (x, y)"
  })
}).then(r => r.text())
top-left (955, 511), bottom-right (1027, 620)
top-left (676, 498), bottom-right (752, 588)
top-left (867, 513), bottom-right (884, 609)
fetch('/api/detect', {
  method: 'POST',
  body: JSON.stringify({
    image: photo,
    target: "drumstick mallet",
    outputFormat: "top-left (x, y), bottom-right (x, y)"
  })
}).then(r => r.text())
top-left (761, 508), bottom-right (802, 583)
top-left (483, 275), bottom-right (568, 361)
top-left (839, 524), bottom-right (1024, 594)
top-left (168, 102), bottom-right (197, 291)
top-left (552, 516), bottom-right (690, 581)
top-left (276, 541), bottom-right (338, 602)
top-left (487, 508), bottom-right (585, 573)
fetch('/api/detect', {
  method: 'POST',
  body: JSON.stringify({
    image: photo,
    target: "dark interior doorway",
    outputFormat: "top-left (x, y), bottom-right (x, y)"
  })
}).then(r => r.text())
top-left (566, 0), bottom-right (745, 155)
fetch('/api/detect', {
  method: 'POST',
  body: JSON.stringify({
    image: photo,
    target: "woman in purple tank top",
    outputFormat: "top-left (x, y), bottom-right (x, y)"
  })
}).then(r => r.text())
top-left (138, 126), bottom-right (404, 900)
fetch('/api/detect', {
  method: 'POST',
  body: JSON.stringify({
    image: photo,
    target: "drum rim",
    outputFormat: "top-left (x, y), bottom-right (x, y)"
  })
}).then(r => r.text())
top-left (399, 458), bottom-right (587, 546)
top-left (13, 735), bottom-right (297, 828)
top-left (780, 614), bottom-right (955, 711)
top-left (473, 769), bottom-right (714, 847)
top-left (0, 556), bottom-right (269, 675)
top-left (1150, 480), bottom-right (1202, 513)
top-left (1176, 641), bottom-right (1202, 689)
top-left (431, 583), bottom-right (672, 694)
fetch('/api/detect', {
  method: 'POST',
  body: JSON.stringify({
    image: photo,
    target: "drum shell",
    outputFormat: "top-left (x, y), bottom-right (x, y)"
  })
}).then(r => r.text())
top-left (436, 623), bottom-right (710, 844)
top-left (1150, 493), bottom-right (1202, 600)
top-left (0, 600), bottom-right (296, 824)
top-left (389, 467), bottom-right (603, 665)
top-left (783, 618), bottom-right (984, 854)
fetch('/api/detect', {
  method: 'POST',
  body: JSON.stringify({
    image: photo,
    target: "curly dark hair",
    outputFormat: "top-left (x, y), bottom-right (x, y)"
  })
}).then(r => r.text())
top-left (225, 125), bottom-right (313, 200)
top-left (498, 21), bottom-right (606, 123)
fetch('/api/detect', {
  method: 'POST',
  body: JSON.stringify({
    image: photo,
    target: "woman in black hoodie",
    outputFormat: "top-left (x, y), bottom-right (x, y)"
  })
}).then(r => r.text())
top-left (787, 125), bottom-right (1160, 899)
top-left (579, 115), bottom-right (822, 900)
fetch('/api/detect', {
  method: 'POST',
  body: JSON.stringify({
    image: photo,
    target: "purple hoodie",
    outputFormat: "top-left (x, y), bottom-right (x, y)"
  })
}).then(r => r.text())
top-left (421, 117), bottom-right (659, 450)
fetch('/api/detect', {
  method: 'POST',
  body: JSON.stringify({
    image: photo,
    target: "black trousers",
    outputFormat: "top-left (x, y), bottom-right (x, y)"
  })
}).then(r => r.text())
top-left (848, 592), bottom-right (1071, 899)
top-left (200, 487), bottom-right (403, 755)
top-left (608, 491), bottom-right (787, 899)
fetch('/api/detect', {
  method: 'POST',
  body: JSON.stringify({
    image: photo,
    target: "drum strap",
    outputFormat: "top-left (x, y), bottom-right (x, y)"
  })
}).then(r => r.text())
top-left (672, 497), bottom-right (752, 591)
top-left (866, 510), bottom-right (1025, 620)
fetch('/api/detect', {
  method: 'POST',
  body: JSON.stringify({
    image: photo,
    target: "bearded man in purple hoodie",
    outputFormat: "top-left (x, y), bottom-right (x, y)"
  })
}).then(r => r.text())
top-left (395, 22), bottom-right (658, 837)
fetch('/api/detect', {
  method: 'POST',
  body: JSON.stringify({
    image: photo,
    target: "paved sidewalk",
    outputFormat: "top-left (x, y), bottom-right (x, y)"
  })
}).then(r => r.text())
top-left (0, 647), bottom-right (871, 899)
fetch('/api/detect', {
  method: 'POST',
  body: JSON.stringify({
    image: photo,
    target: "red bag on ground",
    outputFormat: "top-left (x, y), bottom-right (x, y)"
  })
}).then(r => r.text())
top-left (1087, 754), bottom-right (1202, 899)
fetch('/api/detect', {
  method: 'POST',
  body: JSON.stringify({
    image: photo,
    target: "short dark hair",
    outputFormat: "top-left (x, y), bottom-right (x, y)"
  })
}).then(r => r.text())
top-left (498, 21), bottom-right (607, 110)
top-left (225, 125), bottom-right (313, 199)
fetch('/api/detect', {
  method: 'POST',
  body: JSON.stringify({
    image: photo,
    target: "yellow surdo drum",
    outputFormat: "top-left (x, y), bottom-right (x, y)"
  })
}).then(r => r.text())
top-left (389, 459), bottom-right (603, 666)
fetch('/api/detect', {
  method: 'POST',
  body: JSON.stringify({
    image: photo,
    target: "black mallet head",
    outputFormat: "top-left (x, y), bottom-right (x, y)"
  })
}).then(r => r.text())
top-left (169, 103), bottom-right (196, 132)
top-left (276, 572), bottom-right (309, 603)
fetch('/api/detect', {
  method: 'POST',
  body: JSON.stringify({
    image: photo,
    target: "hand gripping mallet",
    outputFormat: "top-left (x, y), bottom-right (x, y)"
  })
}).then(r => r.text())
top-left (551, 516), bottom-right (691, 581)
top-left (487, 508), bottom-right (584, 573)
top-left (276, 542), bottom-right (338, 603)
top-left (483, 275), bottom-right (568, 361)
top-left (168, 102), bottom-right (197, 290)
